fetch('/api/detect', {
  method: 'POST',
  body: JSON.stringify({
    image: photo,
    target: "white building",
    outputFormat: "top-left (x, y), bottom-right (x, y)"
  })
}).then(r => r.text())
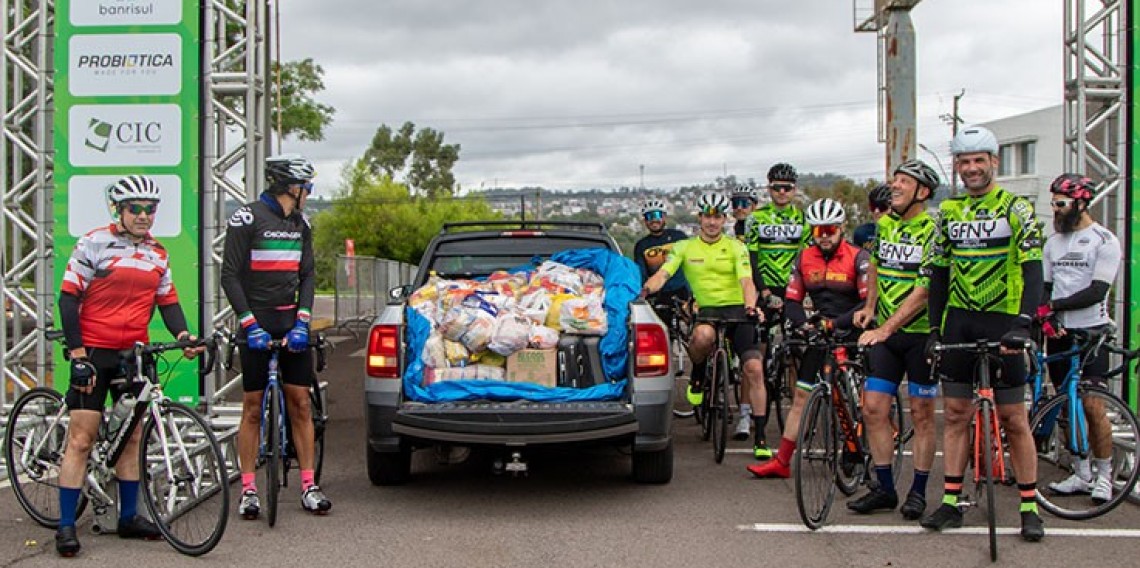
top-left (981, 105), bottom-right (1063, 221)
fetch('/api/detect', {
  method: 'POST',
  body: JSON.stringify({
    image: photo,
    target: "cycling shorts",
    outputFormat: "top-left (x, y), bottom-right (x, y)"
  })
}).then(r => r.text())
top-left (866, 332), bottom-right (937, 397)
top-left (1045, 326), bottom-right (1111, 390)
top-left (938, 308), bottom-right (1027, 404)
top-left (692, 305), bottom-right (760, 363)
top-left (65, 348), bottom-right (139, 411)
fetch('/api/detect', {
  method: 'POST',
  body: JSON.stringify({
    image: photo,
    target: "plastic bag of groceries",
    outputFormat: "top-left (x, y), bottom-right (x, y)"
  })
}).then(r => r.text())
top-left (471, 350), bottom-right (507, 368)
top-left (559, 296), bottom-right (607, 335)
top-left (528, 325), bottom-right (560, 349)
top-left (530, 261), bottom-right (584, 295)
top-left (423, 364), bottom-right (505, 385)
top-left (488, 313), bottom-right (532, 356)
top-left (444, 339), bottom-right (470, 365)
top-left (517, 288), bottom-right (551, 325)
top-left (438, 304), bottom-right (496, 352)
top-left (485, 271), bottom-right (529, 300)
top-left (437, 279), bottom-right (480, 312)
top-left (470, 289), bottom-right (516, 314)
top-left (421, 334), bottom-right (448, 369)
top-left (546, 293), bottom-right (579, 329)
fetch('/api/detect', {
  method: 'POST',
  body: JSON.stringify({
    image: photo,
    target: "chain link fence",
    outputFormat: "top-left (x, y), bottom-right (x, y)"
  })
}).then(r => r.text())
top-left (334, 255), bottom-right (417, 334)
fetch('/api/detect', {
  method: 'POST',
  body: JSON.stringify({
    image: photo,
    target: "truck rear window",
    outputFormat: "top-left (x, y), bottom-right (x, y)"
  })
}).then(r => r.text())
top-left (428, 236), bottom-right (609, 278)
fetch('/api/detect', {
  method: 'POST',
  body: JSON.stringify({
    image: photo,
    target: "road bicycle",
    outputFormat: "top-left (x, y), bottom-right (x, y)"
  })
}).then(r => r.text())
top-left (1027, 327), bottom-right (1140, 520)
top-left (224, 329), bottom-right (328, 527)
top-left (762, 316), bottom-right (798, 434)
top-left (4, 330), bottom-right (229, 556)
top-left (794, 324), bottom-right (907, 530)
top-left (648, 294), bottom-right (695, 419)
top-left (692, 312), bottom-right (756, 463)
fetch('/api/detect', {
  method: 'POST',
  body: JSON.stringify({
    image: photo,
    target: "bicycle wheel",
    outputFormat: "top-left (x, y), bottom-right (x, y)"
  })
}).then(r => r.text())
top-left (698, 357), bottom-right (714, 442)
top-left (712, 349), bottom-right (730, 463)
top-left (311, 386), bottom-right (326, 485)
top-left (794, 387), bottom-right (838, 529)
top-left (1031, 388), bottom-right (1140, 520)
top-left (264, 386), bottom-right (283, 527)
top-left (978, 399), bottom-right (998, 562)
top-left (835, 370), bottom-right (864, 496)
top-left (139, 401), bottom-right (229, 556)
top-left (3, 388), bottom-right (86, 528)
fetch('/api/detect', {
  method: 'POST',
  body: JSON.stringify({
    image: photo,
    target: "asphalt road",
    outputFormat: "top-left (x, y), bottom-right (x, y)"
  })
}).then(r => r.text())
top-left (2, 326), bottom-right (1139, 567)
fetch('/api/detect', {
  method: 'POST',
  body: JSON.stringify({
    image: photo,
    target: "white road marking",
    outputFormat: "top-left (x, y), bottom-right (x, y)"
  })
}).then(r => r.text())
top-left (736, 522), bottom-right (1140, 538)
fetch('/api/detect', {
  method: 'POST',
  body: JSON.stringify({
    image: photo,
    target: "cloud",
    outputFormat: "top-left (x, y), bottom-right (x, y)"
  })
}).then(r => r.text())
top-left (278, 0), bottom-right (1062, 195)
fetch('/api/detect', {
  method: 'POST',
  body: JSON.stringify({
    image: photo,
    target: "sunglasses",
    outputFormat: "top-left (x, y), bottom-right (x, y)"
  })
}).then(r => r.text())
top-left (770, 184), bottom-right (795, 193)
top-left (698, 208), bottom-right (725, 217)
top-left (301, 182), bottom-right (314, 194)
top-left (1050, 199), bottom-right (1074, 209)
top-left (870, 203), bottom-right (889, 213)
top-left (811, 225), bottom-right (841, 238)
top-left (123, 203), bottom-right (157, 216)
top-left (643, 210), bottom-right (665, 221)
top-left (731, 198), bottom-right (754, 209)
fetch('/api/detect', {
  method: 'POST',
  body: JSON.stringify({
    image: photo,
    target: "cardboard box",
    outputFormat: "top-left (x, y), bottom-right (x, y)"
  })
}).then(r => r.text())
top-left (505, 349), bottom-right (557, 387)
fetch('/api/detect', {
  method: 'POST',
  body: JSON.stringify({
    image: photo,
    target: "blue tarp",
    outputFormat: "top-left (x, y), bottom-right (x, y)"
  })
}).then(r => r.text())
top-left (402, 248), bottom-right (640, 403)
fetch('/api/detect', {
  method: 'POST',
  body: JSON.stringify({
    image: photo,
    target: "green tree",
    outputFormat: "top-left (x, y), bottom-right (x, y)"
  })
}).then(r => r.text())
top-left (273, 58), bottom-right (335, 141)
top-left (363, 122), bottom-right (461, 198)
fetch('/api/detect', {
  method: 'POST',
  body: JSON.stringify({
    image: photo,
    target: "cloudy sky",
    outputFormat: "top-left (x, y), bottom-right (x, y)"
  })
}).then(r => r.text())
top-left (277, 0), bottom-right (1062, 195)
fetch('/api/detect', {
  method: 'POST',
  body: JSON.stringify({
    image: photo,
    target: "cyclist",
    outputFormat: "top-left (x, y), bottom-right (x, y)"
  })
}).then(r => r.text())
top-left (56, 175), bottom-right (204, 557)
top-left (920, 125), bottom-right (1046, 542)
top-left (849, 160), bottom-right (941, 519)
top-left (221, 154), bottom-right (331, 519)
top-left (743, 163), bottom-right (810, 457)
top-left (730, 185), bottom-right (759, 242)
top-left (852, 183), bottom-right (892, 250)
top-left (642, 192), bottom-right (764, 446)
top-left (1038, 173), bottom-right (1122, 504)
top-left (633, 198), bottom-right (691, 322)
top-left (748, 197), bottom-right (871, 479)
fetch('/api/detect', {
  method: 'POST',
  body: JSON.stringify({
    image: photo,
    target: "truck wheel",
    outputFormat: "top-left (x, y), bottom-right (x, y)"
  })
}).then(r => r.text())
top-left (367, 442), bottom-right (411, 486)
top-left (631, 441), bottom-right (673, 484)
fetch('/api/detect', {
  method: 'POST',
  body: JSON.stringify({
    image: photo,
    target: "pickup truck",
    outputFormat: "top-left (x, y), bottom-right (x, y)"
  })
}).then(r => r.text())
top-left (363, 221), bottom-right (674, 484)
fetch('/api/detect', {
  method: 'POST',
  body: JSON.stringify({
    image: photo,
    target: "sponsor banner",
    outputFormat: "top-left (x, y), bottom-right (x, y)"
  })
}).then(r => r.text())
top-left (68, 103), bottom-right (182, 167)
top-left (69, 33), bottom-right (182, 96)
top-left (67, 175), bottom-right (183, 238)
top-left (70, 0), bottom-right (183, 27)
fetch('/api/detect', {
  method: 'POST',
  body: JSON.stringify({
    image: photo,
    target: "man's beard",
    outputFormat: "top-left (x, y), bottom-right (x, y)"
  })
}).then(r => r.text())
top-left (1053, 207), bottom-right (1082, 233)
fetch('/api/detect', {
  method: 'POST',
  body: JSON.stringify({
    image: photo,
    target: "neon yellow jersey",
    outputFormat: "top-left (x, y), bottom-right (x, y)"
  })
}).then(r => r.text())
top-left (873, 211), bottom-right (937, 334)
top-left (661, 235), bottom-right (752, 307)
top-left (925, 186), bottom-right (1044, 315)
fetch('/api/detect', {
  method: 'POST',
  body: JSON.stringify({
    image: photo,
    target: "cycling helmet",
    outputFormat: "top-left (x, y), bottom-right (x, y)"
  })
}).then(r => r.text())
top-left (950, 125), bottom-right (999, 156)
top-left (696, 192), bottom-right (730, 215)
top-left (1049, 173), bottom-right (1095, 201)
top-left (868, 183), bottom-right (892, 209)
top-left (730, 186), bottom-right (759, 204)
top-left (640, 198), bottom-right (668, 217)
top-left (106, 174), bottom-right (162, 204)
top-left (893, 159), bottom-right (941, 192)
top-left (767, 162), bottom-right (798, 183)
top-left (266, 153), bottom-right (316, 189)
top-left (804, 198), bottom-right (846, 226)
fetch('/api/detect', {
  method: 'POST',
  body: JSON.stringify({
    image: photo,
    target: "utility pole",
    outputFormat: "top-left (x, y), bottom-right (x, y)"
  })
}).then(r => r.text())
top-left (639, 164), bottom-right (645, 190)
top-left (939, 89), bottom-right (965, 194)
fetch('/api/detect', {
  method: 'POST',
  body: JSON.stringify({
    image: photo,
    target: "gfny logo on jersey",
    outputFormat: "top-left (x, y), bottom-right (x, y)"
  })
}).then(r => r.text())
top-left (877, 241), bottom-right (924, 265)
top-left (70, 104), bottom-right (181, 166)
top-left (946, 218), bottom-right (1012, 243)
top-left (753, 223), bottom-right (804, 241)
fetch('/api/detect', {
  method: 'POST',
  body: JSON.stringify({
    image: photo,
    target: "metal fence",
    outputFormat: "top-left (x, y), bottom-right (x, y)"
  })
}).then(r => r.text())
top-left (333, 255), bottom-right (417, 333)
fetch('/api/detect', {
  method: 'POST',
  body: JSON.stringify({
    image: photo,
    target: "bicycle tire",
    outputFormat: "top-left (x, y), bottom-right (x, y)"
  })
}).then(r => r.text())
top-left (979, 399), bottom-right (998, 562)
top-left (835, 369), bottom-right (864, 496)
top-left (699, 356), bottom-right (714, 442)
top-left (795, 387), bottom-right (838, 529)
top-left (140, 401), bottom-right (229, 556)
top-left (712, 349), bottom-right (730, 463)
top-left (1031, 388), bottom-right (1140, 520)
top-left (265, 386), bottom-right (282, 527)
top-left (3, 388), bottom-right (88, 528)
top-left (312, 386), bottom-right (326, 485)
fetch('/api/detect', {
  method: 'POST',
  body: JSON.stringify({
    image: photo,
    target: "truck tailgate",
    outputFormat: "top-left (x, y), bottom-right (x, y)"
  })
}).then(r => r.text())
top-left (392, 400), bottom-right (638, 444)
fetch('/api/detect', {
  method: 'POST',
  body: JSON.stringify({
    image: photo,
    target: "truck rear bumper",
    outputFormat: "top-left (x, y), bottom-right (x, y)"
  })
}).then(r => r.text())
top-left (389, 400), bottom-right (639, 445)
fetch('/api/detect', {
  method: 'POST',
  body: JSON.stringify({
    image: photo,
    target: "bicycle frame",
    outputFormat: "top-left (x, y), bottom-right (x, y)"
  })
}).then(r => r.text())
top-left (260, 349), bottom-right (290, 470)
top-left (1029, 333), bottom-right (1103, 459)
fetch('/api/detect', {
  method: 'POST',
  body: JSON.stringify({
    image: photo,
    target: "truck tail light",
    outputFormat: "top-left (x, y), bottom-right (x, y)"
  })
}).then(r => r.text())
top-left (366, 325), bottom-right (401, 378)
top-left (634, 323), bottom-right (669, 377)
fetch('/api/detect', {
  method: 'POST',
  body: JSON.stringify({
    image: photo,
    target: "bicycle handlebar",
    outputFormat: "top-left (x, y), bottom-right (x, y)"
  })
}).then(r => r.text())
top-left (219, 327), bottom-right (328, 373)
top-left (933, 340), bottom-right (1008, 353)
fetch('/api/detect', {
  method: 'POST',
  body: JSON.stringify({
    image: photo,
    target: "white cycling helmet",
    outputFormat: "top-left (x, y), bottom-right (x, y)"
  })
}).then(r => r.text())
top-left (266, 153), bottom-right (316, 189)
top-left (696, 192), bottom-right (730, 215)
top-left (730, 186), bottom-right (759, 204)
top-left (105, 175), bottom-right (161, 219)
top-left (805, 198), bottom-right (846, 226)
top-left (640, 198), bottom-right (668, 217)
top-left (950, 125), bottom-right (999, 156)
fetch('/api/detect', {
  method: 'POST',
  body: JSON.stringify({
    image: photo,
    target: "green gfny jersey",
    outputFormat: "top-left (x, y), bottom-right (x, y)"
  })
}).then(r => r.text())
top-left (925, 186), bottom-right (1044, 315)
top-left (660, 235), bottom-right (752, 308)
top-left (873, 211), bottom-right (937, 334)
top-left (745, 203), bottom-right (810, 290)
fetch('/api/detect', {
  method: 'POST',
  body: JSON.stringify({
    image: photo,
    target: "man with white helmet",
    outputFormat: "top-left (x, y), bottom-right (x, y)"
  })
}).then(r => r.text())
top-left (55, 175), bottom-right (205, 556)
top-left (748, 197), bottom-right (871, 479)
top-left (633, 198), bottom-right (690, 305)
top-left (729, 185), bottom-right (759, 242)
top-left (222, 154), bottom-right (331, 520)
top-left (642, 193), bottom-right (764, 437)
top-left (919, 125), bottom-right (1046, 541)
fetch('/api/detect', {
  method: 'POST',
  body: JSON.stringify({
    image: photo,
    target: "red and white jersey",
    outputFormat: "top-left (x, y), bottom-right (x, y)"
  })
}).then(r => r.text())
top-left (61, 224), bottom-right (179, 349)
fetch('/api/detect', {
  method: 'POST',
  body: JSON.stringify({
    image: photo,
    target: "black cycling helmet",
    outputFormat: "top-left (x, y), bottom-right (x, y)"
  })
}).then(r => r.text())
top-left (893, 159), bottom-right (940, 194)
top-left (767, 162), bottom-right (798, 183)
top-left (266, 154), bottom-right (316, 191)
top-left (868, 183), bottom-right (892, 210)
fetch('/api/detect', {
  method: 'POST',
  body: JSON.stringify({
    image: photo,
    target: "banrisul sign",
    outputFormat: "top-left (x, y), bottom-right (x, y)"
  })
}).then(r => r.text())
top-left (53, 0), bottom-right (201, 404)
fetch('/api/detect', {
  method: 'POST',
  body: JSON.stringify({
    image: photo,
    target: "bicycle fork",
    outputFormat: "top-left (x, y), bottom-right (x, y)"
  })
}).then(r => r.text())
top-left (973, 389), bottom-right (1007, 485)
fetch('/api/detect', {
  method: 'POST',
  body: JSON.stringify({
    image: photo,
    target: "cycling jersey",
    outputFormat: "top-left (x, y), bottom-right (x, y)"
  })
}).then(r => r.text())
top-left (745, 204), bottom-right (810, 291)
top-left (60, 224), bottom-right (179, 349)
top-left (633, 229), bottom-right (689, 293)
top-left (660, 235), bottom-right (752, 308)
top-left (221, 195), bottom-right (316, 334)
top-left (873, 211), bottom-right (937, 334)
top-left (732, 218), bottom-right (750, 242)
top-left (926, 186), bottom-right (1043, 315)
top-left (1043, 222), bottom-right (1121, 329)
top-left (785, 240), bottom-right (870, 327)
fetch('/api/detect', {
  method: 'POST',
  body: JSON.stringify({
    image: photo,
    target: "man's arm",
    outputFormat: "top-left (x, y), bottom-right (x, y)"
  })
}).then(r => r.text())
top-left (157, 304), bottom-right (191, 339)
top-left (220, 207), bottom-right (255, 318)
top-left (740, 277), bottom-right (759, 311)
top-left (633, 240), bottom-right (650, 283)
top-left (1051, 232), bottom-right (1121, 311)
top-left (296, 218), bottom-right (317, 322)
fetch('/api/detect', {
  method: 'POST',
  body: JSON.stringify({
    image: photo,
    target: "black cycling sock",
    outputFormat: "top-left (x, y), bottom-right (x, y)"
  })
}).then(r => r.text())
top-left (691, 361), bottom-right (706, 386)
top-left (752, 415), bottom-right (768, 445)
